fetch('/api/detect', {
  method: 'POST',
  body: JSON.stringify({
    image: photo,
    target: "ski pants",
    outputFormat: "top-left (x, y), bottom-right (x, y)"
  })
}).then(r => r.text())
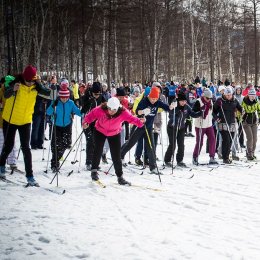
top-left (243, 123), bottom-right (258, 157)
top-left (193, 126), bottom-right (216, 158)
top-left (219, 130), bottom-right (235, 160)
top-left (164, 125), bottom-right (185, 163)
top-left (121, 126), bottom-right (156, 171)
top-left (0, 120), bottom-right (33, 177)
top-left (51, 124), bottom-right (71, 168)
top-left (92, 129), bottom-right (123, 177)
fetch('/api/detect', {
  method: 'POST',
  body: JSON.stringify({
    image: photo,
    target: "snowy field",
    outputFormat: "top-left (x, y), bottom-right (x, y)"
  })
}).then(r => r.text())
top-left (1, 114), bottom-right (260, 260)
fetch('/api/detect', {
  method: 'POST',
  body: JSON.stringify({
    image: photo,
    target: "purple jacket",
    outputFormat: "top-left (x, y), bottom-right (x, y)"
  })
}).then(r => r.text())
top-left (83, 106), bottom-right (144, 136)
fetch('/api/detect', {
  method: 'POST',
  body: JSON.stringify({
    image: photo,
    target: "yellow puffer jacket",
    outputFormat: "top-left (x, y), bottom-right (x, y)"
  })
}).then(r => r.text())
top-left (72, 83), bottom-right (79, 100)
top-left (0, 88), bottom-right (4, 128)
top-left (2, 84), bottom-right (38, 125)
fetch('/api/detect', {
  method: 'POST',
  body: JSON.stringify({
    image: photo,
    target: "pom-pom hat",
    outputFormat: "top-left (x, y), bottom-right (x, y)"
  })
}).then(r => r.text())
top-left (23, 65), bottom-right (37, 81)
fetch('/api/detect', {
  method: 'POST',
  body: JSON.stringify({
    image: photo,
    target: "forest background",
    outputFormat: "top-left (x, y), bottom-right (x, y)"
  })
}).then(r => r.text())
top-left (1, 0), bottom-right (260, 86)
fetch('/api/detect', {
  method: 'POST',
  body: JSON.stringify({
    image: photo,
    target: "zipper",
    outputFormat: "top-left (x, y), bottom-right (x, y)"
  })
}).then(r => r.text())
top-left (63, 102), bottom-right (65, 126)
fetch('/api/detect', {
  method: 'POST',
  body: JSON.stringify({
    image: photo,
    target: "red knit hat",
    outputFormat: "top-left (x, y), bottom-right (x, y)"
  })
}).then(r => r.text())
top-left (59, 85), bottom-right (70, 98)
top-left (148, 86), bottom-right (160, 99)
top-left (23, 65), bottom-right (37, 81)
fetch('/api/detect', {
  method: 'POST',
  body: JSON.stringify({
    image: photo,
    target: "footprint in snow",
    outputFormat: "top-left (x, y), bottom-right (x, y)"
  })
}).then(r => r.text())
top-left (38, 236), bottom-right (50, 243)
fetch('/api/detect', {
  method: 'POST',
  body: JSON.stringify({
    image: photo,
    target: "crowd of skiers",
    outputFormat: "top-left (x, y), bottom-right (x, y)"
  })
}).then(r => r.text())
top-left (0, 66), bottom-right (260, 186)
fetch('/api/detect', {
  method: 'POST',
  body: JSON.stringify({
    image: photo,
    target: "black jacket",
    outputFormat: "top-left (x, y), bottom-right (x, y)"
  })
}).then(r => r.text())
top-left (213, 96), bottom-right (242, 124)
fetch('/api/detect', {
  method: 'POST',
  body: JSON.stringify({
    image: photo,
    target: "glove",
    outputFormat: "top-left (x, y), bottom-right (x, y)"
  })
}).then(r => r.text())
top-left (169, 101), bottom-right (177, 110)
top-left (50, 83), bottom-right (57, 90)
top-left (143, 108), bottom-right (151, 116)
top-left (52, 99), bottom-right (59, 108)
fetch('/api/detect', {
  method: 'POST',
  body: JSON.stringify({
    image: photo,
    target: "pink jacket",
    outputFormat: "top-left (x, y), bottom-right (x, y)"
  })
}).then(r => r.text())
top-left (83, 106), bottom-right (144, 136)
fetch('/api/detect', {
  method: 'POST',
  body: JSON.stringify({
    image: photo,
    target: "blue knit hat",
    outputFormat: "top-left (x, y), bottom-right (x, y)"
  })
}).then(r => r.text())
top-left (144, 87), bottom-right (151, 96)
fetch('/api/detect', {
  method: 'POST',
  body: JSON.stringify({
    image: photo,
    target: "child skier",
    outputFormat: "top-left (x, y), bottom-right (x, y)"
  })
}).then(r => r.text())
top-left (46, 81), bottom-right (81, 172)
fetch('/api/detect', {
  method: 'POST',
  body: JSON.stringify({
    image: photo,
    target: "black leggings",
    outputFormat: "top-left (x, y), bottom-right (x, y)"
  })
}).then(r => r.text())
top-left (0, 120), bottom-right (33, 177)
top-left (92, 129), bottom-right (123, 177)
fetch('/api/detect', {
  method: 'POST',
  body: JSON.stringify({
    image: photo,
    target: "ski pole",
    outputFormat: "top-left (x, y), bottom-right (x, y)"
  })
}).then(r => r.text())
top-left (50, 130), bottom-right (84, 184)
top-left (144, 125), bottom-right (161, 183)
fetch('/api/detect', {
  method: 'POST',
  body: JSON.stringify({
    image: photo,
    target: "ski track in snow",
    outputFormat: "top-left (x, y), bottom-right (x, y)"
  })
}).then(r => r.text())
top-left (1, 116), bottom-right (260, 259)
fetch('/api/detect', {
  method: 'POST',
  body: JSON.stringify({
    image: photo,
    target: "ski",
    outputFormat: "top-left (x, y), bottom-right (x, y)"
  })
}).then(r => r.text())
top-left (9, 168), bottom-right (25, 175)
top-left (93, 180), bottom-right (106, 188)
top-left (24, 183), bottom-right (66, 195)
top-left (172, 172), bottom-right (195, 179)
top-left (112, 183), bottom-right (162, 191)
top-left (0, 177), bottom-right (20, 186)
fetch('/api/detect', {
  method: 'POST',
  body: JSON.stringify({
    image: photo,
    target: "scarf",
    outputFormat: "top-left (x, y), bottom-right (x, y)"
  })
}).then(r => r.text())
top-left (201, 96), bottom-right (212, 119)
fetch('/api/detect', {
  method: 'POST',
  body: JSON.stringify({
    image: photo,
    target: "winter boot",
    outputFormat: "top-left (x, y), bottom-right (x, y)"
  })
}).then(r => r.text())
top-left (102, 154), bottom-right (108, 164)
top-left (51, 166), bottom-right (59, 173)
top-left (177, 161), bottom-right (187, 167)
top-left (26, 176), bottom-right (39, 186)
top-left (192, 157), bottom-right (199, 166)
top-left (135, 158), bottom-right (143, 166)
top-left (232, 155), bottom-right (240, 161)
top-left (150, 168), bottom-right (163, 175)
top-left (86, 164), bottom-right (92, 171)
top-left (187, 132), bottom-right (195, 137)
top-left (247, 155), bottom-right (254, 161)
top-left (122, 159), bottom-right (127, 167)
top-left (223, 159), bottom-right (232, 164)
top-left (164, 162), bottom-right (173, 167)
top-left (91, 170), bottom-right (99, 181)
top-left (118, 176), bottom-right (131, 186)
top-left (0, 166), bottom-right (6, 179)
top-left (209, 157), bottom-right (218, 165)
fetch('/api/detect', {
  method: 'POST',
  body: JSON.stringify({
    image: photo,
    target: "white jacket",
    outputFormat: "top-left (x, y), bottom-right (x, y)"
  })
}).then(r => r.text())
top-left (194, 98), bottom-right (213, 129)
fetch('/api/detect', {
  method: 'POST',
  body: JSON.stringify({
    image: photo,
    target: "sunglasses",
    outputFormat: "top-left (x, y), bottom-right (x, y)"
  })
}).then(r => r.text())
top-left (93, 92), bottom-right (101, 95)
top-left (107, 106), bottom-right (117, 111)
top-left (25, 80), bottom-right (35, 83)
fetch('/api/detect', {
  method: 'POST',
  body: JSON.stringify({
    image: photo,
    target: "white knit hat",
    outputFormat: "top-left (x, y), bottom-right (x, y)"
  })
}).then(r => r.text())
top-left (248, 88), bottom-right (256, 96)
top-left (107, 97), bottom-right (121, 110)
top-left (218, 86), bottom-right (226, 93)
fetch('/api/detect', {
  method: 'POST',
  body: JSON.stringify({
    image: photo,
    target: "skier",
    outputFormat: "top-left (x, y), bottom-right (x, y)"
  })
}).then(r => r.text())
top-left (164, 93), bottom-right (202, 167)
top-left (241, 88), bottom-right (260, 160)
top-left (46, 81), bottom-right (82, 172)
top-left (192, 88), bottom-right (218, 165)
top-left (82, 97), bottom-right (145, 185)
top-left (213, 87), bottom-right (243, 164)
top-left (121, 85), bottom-right (175, 174)
top-left (81, 82), bottom-right (106, 170)
top-left (0, 65), bottom-right (50, 185)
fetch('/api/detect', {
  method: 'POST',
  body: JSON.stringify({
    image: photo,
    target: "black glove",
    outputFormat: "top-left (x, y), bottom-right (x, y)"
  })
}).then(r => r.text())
top-left (52, 99), bottom-right (59, 108)
top-left (50, 83), bottom-right (57, 90)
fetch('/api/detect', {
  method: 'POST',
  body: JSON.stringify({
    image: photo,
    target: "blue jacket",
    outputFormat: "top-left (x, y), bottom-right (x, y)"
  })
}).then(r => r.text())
top-left (136, 97), bottom-right (169, 129)
top-left (47, 99), bottom-right (81, 127)
top-left (167, 85), bottom-right (177, 97)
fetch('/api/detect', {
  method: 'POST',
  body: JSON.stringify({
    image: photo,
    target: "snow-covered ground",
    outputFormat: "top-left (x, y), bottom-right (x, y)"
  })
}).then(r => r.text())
top-left (1, 115), bottom-right (260, 260)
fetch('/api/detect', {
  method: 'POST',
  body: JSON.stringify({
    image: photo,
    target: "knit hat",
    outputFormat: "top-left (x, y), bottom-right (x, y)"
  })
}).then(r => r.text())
top-left (144, 87), bottom-right (151, 96)
top-left (92, 82), bottom-right (102, 93)
top-left (59, 85), bottom-right (70, 98)
top-left (152, 82), bottom-right (161, 88)
top-left (149, 86), bottom-right (160, 99)
top-left (177, 93), bottom-right (187, 101)
top-left (248, 88), bottom-right (256, 96)
top-left (203, 88), bottom-right (213, 99)
top-left (224, 86), bottom-right (233, 95)
top-left (152, 81), bottom-right (162, 93)
top-left (23, 65), bottom-right (37, 81)
top-left (134, 87), bottom-right (140, 93)
top-left (107, 97), bottom-right (121, 110)
top-left (218, 86), bottom-right (226, 93)
top-left (116, 87), bottom-right (125, 96)
top-left (60, 79), bottom-right (69, 89)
